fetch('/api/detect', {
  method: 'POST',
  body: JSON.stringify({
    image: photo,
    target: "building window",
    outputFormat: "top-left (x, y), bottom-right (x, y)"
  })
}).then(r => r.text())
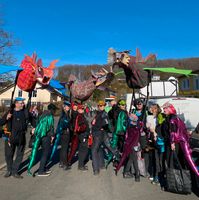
top-left (194, 77), bottom-right (199, 90)
top-left (181, 79), bottom-right (190, 90)
top-left (32, 90), bottom-right (37, 97)
top-left (3, 99), bottom-right (11, 107)
top-left (18, 90), bottom-right (22, 97)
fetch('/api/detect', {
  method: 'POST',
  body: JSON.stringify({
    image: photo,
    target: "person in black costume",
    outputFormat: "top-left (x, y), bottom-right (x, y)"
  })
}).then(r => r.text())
top-left (0, 97), bottom-right (29, 179)
top-left (91, 100), bottom-right (109, 175)
top-left (67, 101), bottom-right (79, 166)
top-left (75, 104), bottom-right (90, 171)
top-left (58, 101), bottom-right (71, 170)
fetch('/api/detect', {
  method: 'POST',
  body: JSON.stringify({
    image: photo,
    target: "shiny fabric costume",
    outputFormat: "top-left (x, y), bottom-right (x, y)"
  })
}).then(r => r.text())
top-left (106, 109), bottom-right (127, 167)
top-left (115, 125), bottom-right (140, 172)
top-left (27, 110), bottom-right (54, 175)
top-left (50, 111), bottom-right (70, 160)
top-left (116, 104), bottom-right (148, 173)
top-left (170, 115), bottom-right (199, 177)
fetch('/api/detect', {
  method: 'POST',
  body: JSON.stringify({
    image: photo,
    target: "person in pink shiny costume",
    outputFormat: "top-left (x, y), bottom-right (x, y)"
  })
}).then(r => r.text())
top-left (163, 102), bottom-right (199, 177)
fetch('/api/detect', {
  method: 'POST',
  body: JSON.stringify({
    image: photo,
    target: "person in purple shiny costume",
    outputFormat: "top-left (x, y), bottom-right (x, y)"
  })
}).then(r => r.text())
top-left (163, 102), bottom-right (199, 177)
top-left (115, 112), bottom-right (142, 182)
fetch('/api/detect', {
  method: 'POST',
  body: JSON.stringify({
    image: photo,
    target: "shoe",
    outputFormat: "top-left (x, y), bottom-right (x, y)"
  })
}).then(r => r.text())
top-left (151, 178), bottom-right (160, 185)
top-left (45, 169), bottom-right (52, 174)
top-left (123, 172), bottom-right (134, 179)
top-left (63, 165), bottom-right (71, 171)
top-left (113, 161), bottom-right (118, 168)
top-left (12, 173), bottom-right (23, 179)
top-left (84, 165), bottom-right (88, 170)
top-left (4, 171), bottom-right (11, 178)
top-left (59, 163), bottom-right (64, 168)
top-left (148, 176), bottom-right (154, 181)
top-left (78, 166), bottom-right (88, 172)
top-left (37, 172), bottom-right (50, 177)
top-left (135, 175), bottom-right (140, 182)
top-left (93, 170), bottom-right (100, 176)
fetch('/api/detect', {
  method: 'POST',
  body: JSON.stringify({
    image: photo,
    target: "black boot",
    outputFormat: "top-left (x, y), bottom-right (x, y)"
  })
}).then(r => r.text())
top-left (63, 165), bottom-right (71, 171)
top-left (123, 172), bottom-right (134, 178)
top-left (4, 171), bottom-right (11, 178)
top-left (135, 174), bottom-right (140, 182)
top-left (93, 170), bottom-right (100, 176)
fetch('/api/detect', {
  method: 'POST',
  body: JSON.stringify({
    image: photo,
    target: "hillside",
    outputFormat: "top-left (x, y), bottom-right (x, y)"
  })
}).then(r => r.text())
top-left (157, 57), bottom-right (199, 72)
top-left (55, 57), bottom-right (199, 82)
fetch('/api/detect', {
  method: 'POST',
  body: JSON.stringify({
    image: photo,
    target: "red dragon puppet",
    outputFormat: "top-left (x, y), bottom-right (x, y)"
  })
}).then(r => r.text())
top-left (108, 48), bottom-right (157, 89)
top-left (68, 68), bottom-right (114, 101)
top-left (17, 53), bottom-right (58, 92)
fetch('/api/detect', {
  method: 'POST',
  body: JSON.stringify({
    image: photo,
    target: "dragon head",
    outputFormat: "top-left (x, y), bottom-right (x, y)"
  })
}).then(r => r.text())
top-left (107, 48), bottom-right (131, 68)
top-left (92, 67), bottom-right (114, 87)
top-left (21, 53), bottom-right (58, 86)
top-left (36, 59), bottom-right (58, 85)
top-left (107, 48), bottom-right (157, 69)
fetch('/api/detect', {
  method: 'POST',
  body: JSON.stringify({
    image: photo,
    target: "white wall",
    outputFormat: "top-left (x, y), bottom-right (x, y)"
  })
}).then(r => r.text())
top-left (140, 78), bottom-right (178, 97)
top-left (0, 83), bottom-right (51, 106)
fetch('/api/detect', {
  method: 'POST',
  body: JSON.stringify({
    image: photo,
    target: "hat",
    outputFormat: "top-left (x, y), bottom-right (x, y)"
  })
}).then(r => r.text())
top-left (71, 101), bottom-right (78, 108)
top-left (118, 99), bottom-right (126, 106)
top-left (98, 100), bottom-right (106, 106)
top-left (77, 104), bottom-right (84, 110)
top-left (48, 103), bottom-right (58, 111)
top-left (14, 97), bottom-right (25, 102)
top-left (63, 101), bottom-right (71, 107)
top-left (134, 99), bottom-right (144, 105)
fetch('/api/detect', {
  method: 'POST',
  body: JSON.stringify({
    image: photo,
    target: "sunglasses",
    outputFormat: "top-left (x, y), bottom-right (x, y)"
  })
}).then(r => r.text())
top-left (16, 102), bottom-right (24, 105)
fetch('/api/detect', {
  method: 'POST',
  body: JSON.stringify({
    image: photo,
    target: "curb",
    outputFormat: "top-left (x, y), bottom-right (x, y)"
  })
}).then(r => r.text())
top-left (0, 148), bottom-right (32, 171)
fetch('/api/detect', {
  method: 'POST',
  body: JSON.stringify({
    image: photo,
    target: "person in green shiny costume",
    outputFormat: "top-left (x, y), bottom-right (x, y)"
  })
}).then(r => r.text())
top-left (27, 103), bottom-right (57, 176)
top-left (106, 99), bottom-right (128, 167)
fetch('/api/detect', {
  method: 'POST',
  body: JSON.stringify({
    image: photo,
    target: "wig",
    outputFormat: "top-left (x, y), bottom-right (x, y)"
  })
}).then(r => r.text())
top-left (162, 102), bottom-right (176, 115)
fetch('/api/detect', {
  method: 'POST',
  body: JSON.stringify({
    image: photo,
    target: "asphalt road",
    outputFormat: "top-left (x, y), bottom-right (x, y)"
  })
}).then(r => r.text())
top-left (0, 159), bottom-right (198, 200)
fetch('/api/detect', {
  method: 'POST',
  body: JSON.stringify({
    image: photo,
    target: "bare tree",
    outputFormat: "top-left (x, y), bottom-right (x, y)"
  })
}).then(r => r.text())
top-left (0, 11), bottom-right (19, 65)
top-left (0, 30), bottom-right (19, 65)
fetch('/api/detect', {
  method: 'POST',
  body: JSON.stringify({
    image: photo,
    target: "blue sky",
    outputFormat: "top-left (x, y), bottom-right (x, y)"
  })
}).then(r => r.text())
top-left (1, 0), bottom-right (199, 66)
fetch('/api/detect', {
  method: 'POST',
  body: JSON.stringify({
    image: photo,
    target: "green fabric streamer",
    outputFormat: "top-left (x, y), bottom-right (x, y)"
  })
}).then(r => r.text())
top-left (50, 114), bottom-right (70, 160)
top-left (27, 136), bottom-right (41, 175)
top-left (106, 110), bottom-right (127, 167)
top-left (34, 112), bottom-right (54, 138)
top-left (27, 111), bottom-right (54, 175)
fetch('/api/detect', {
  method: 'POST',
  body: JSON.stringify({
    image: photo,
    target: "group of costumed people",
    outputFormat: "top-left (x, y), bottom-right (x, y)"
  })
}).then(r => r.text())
top-left (0, 49), bottom-right (198, 195)
top-left (1, 96), bottom-right (199, 185)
